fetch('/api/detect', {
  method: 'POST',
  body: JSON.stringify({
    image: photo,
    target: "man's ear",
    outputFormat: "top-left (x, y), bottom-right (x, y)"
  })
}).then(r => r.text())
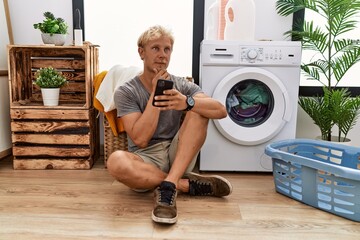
top-left (138, 47), bottom-right (144, 60)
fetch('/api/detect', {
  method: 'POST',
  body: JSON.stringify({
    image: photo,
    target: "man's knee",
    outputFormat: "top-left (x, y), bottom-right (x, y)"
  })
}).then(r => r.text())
top-left (107, 150), bottom-right (129, 179)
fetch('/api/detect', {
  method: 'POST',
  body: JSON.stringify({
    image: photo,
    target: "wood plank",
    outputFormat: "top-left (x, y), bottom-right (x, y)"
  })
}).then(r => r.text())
top-left (13, 158), bottom-right (92, 170)
top-left (10, 108), bottom-right (91, 120)
top-left (12, 134), bottom-right (90, 145)
top-left (0, 158), bottom-right (359, 239)
top-left (30, 67), bottom-right (86, 81)
top-left (10, 102), bottom-right (88, 109)
top-left (31, 59), bottom-right (85, 70)
top-left (32, 81), bottom-right (87, 93)
top-left (59, 71), bottom-right (85, 81)
top-left (3, 0), bottom-right (14, 44)
top-left (11, 121), bottom-right (89, 132)
top-left (0, 70), bottom-right (8, 76)
top-left (29, 47), bottom-right (86, 58)
top-left (31, 92), bottom-right (87, 103)
top-left (12, 146), bottom-right (90, 157)
top-left (7, 46), bottom-right (86, 57)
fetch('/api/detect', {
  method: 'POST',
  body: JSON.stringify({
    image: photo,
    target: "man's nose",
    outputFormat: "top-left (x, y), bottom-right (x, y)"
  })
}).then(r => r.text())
top-left (159, 49), bottom-right (167, 57)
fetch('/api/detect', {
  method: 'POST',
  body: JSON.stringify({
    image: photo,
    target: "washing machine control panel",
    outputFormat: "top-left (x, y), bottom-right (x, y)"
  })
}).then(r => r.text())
top-left (240, 47), bottom-right (284, 64)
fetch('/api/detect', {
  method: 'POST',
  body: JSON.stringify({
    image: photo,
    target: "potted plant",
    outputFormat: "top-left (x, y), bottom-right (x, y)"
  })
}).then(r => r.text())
top-left (34, 67), bottom-right (68, 106)
top-left (33, 11), bottom-right (69, 46)
top-left (276, 0), bottom-right (360, 143)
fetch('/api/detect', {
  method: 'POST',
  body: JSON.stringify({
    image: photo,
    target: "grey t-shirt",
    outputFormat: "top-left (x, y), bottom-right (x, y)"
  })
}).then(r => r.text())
top-left (114, 74), bottom-right (202, 152)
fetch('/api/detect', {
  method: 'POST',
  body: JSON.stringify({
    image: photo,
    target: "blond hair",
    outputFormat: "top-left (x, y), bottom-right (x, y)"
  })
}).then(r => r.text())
top-left (137, 25), bottom-right (174, 48)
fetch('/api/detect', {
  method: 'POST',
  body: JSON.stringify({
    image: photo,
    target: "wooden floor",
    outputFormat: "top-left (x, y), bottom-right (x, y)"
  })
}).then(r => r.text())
top-left (0, 156), bottom-right (359, 240)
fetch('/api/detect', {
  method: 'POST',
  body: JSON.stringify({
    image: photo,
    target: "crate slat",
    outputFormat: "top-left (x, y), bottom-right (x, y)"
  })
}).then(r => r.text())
top-left (10, 108), bottom-right (92, 120)
top-left (13, 146), bottom-right (91, 157)
top-left (13, 158), bottom-right (92, 170)
top-left (31, 58), bottom-right (85, 70)
top-left (11, 121), bottom-right (89, 132)
top-left (12, 134), bottom-right (90, 145)
top-left (31, 71), bottom-right (86, 81)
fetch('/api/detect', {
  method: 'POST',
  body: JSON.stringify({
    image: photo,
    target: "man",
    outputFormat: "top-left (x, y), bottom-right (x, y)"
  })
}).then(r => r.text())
top-left (107, 25), bottom-right (232, 224)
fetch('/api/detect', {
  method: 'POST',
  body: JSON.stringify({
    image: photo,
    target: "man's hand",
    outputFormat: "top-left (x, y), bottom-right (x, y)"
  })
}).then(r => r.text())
top-left (151, 68), bottom-right (170, 92)
top-left (153, 88), bottom-right (187, 111)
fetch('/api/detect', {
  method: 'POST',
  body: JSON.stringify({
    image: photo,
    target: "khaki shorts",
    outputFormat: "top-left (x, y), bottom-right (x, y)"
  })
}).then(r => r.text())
top-left (134, 131), bottom-right (198, 174)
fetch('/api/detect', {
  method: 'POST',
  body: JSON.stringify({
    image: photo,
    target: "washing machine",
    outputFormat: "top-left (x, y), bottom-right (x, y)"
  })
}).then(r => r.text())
top-left (199, 40), bottom-right (302, 171)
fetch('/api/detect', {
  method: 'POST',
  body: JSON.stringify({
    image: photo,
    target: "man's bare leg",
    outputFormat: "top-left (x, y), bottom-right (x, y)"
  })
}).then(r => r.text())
top-left (107, 110), bottom-right (208, 192)
top-left (165, 111), bottom-right (209, 192)
top-left (107, 150), bottom-right (166, 190)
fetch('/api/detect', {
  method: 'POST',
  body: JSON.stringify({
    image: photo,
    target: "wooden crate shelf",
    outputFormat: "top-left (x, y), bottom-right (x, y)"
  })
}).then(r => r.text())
top-left (8, 43), bottom-right (99, 109)
top-left (8, 44), bottom-right (100, 170)
top-left (10, 108), bottom-right (99, 170)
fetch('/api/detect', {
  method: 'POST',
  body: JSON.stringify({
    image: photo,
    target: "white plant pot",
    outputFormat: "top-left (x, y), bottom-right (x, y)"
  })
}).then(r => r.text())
top-left (316, 136), bottom-right (352, 146)
top-left (41, 33), bottom-right (67, 46)
top-left (41, 88), bottom-right (60, 106)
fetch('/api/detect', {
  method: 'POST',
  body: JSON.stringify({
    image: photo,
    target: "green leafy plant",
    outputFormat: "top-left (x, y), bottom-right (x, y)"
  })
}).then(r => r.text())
top-left (34, 67), bottom-right (68, 88)
top-left (33, 12), bottom-right (68, 35)
top-left (276, 0), bottom-right (360, 142)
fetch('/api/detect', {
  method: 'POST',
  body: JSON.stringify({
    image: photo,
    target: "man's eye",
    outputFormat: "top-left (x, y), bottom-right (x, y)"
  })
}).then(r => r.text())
top-left (164, 48), bottom-right (171, 53)
top-left (152, 47), bottom-right (159, 51)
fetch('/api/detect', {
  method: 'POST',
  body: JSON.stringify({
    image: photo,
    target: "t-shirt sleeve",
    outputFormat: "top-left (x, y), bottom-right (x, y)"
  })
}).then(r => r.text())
top-left (175, 77), bottom-right (203, 97)
top-left (114, 84), bottom-right (141, 118)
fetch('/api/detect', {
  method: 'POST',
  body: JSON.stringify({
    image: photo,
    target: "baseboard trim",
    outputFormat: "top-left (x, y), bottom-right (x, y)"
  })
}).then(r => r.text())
top-left (0, 148), bottom-right (12, 159)
top-left (0, 70), bottom-right (8, 76)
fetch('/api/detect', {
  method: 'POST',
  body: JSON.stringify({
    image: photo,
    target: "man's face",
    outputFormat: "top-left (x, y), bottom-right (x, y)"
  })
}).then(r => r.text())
top-left (139, 36), bottom-right (172, 73)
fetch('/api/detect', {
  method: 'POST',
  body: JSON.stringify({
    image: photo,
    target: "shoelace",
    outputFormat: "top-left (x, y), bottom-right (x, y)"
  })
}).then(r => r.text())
top-left (159, 185), bottom-right (176, 205)
top-left (189, 180), bottom-right (213, 196)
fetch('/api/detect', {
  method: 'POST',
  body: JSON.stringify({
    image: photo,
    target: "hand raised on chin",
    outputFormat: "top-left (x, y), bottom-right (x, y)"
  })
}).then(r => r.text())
top-left (151, 68), bottom-right (170, 90)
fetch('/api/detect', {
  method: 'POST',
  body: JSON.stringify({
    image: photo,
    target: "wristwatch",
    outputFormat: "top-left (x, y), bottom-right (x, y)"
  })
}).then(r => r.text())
top-left (185, 95), bottom-right (195, 111)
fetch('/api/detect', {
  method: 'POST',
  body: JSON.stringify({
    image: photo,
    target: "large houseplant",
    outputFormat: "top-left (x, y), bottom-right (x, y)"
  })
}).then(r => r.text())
top-left (34, 67), bottom-right (68, 106)
top-left (276, 0), bottom-right (360, 142)
top-left (33, 12), bottom-right (69, 46)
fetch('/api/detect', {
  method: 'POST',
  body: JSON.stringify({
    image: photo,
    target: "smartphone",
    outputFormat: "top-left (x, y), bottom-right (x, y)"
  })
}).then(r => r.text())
top-left (152, 79), bottom-right (174, 106)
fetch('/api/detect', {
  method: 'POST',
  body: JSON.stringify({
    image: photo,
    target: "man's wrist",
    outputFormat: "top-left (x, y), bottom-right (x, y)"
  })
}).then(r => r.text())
top-left (184, 95), bottom-right (195, 111)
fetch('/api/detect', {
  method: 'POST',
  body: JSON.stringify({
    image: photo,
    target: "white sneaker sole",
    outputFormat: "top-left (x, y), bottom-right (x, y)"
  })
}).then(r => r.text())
top-left (151, 211), bottom-right (178, 224)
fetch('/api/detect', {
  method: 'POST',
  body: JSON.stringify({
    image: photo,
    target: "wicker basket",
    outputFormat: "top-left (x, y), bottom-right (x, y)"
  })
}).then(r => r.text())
top-left (103, 117), bottom-right (128, 167)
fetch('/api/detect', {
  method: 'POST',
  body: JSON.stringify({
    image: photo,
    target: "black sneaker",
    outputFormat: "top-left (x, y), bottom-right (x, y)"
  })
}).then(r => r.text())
top-left (152, 181), bottom-right (178, 224)
top-left (186, 172), bottom-right (233, 197)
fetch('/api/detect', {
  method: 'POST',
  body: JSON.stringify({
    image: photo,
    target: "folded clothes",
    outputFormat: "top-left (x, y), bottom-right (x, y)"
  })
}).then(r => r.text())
top-left (96, 65), bottom-right (142, 112)
top-left (93, 65), bottom-right (142, 136)
top-left (93, 71), bottom-right (121, 136)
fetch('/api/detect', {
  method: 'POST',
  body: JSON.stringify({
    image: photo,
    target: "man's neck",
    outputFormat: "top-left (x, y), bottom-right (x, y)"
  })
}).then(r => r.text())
top-left (139, 72), bottom-right (154, 92)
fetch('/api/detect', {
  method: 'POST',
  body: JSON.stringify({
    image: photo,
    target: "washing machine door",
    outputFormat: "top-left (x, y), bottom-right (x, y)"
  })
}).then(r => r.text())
top-left (213, 67), bottom-right (291, 145)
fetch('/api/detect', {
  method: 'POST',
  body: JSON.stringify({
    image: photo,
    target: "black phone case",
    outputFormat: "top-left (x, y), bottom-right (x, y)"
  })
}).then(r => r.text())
top-left (152, 79), bottom-right (174, 106)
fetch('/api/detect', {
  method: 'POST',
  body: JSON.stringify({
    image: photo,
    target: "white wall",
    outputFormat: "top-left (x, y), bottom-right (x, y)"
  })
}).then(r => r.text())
top-left (1, 1), bottom-right (12, 154)
top-left (0, 77), bottom-right (11, 153)
top-left (8, 0), bottom-right (73, 45)
top-left (84, 0), bottom-right (193, 76)
top-left (5, 0), bottom-right (360, 148)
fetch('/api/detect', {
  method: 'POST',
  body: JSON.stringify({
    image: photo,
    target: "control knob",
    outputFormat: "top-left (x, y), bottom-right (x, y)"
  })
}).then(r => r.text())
top-left (247, 49), bottom-right (258, 60)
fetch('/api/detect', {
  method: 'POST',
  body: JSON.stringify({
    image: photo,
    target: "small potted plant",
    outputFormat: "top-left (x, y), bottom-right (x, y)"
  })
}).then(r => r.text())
top-left (276, 0), bottom-right (360, 143)
top-left (33, 11), bottom-right (69, 46)
top-left (34, 67), bottom-right (68, 106)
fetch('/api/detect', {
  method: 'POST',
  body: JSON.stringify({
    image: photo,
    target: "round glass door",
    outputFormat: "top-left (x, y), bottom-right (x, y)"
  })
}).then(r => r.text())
top-left (226, 79), bottom-right (274, 128)
top-left (212, 67), bottom-right (292, 145)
